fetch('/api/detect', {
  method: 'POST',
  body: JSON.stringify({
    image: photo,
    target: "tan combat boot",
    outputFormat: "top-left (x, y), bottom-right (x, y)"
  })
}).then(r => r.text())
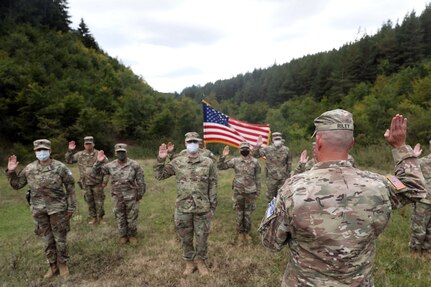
top-left (58, 262), bottom-right (69, 278)
top-left (244, 233), bottom-right (252, 243)
top-left (43, 263), bottom-right (58, 279)
top-left (129, 236), bottom-right (138, 246)
top-left (98, 217), bottom-right (107, 224)
top-left (88, 217), bottom-right (98, 225)
top-left (410, 249), bottom-right (422, 259)
top-left (423, 250), bottom-right (431, 260)
top-left (195, 258), bottom-right (209, 276)
top-left (183, 260), bottom-right (196, 275)
top-left (120, 236), bottom-right (129, 244)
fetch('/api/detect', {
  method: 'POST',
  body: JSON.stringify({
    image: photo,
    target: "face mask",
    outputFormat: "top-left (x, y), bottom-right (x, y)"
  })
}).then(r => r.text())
top-left (116, 152), bottom-right (127, 161)
top-left (240, 149), bottom-right (250, 156)
top-left (273, 140), bottom-right (282, 146)
top-left (35, 150), bottom-right (50, 161)
top-left (186, 142), bottom-right (199, 154)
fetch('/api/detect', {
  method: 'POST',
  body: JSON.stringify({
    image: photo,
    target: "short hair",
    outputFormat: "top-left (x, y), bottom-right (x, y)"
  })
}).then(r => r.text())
top-left (317, 130), bottom-right (353, 150)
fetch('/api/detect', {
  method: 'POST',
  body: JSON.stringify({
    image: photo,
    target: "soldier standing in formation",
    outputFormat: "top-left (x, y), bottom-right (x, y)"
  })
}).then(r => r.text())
top-left (217, 142), bottom-right (261, 244)
top-left (65, 136), bottom-right (108, 224)
top-left (93, 143), bottom-right (146, 246)
top-left (409, 141), bottom-right (431, 258)
top-left (253, 132), bottom-right (291, 201)
top-left (6, 139), bottom-right (76, 278)
top-left (154, 132), bottom-right (217, 276)
top-left (259, 110), bottom-right (426, 286)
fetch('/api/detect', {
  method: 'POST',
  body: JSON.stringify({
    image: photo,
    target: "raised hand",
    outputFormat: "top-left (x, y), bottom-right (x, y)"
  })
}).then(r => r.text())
top-left (299, 149), bottom-right (309, 164)
top-left (222, 145), bottom-right (230, 157)
top-left (167, 142), bottom-right (175, 153)
top-left (68, 141), bottom-right (76, 150)
top-left (384, 114), bottom-right (407, 148)
top-left (256, 135), bottom-right (263, 147)
top-left (7, 155), bottom-right (19, 171)
top-left (413, 143), bottom-right (423, 157)
top-left (97, 150), bottom-right (106, 162)
top-left (159, 143), bottom-right (168, 159)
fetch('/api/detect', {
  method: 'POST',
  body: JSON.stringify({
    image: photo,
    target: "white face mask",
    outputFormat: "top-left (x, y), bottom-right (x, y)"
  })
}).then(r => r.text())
top-left (186, 142), bottom-right (199, 154)
top-left (35, 150), bottom-right (50, 161)
top-left (273, 139), bottom-right (282, 146)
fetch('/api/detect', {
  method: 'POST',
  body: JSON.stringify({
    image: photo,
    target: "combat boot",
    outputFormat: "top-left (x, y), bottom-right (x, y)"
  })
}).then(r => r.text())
top-left (195, 258), bottom-right (209, 276)
top-left (58, 262), bottom-right (69, 278)
top-left (98, 217), bottom-right (107, 224)
top-left (43, 263), bottom-right (58, 279)
top-left (423, 250), bottom-right (431, 260)
top-left (120, 236), bottom-right (129, 244)
top-left (183, 260), bottom-right (196, 275)
top-left (410, 249), bottom-right (422, 259)
top-left (244, 233), bottom-right (252, 244)
top-left (129, 236), bottom-right (138, 246)
top-left (88, 217), bottom-right (98, 225)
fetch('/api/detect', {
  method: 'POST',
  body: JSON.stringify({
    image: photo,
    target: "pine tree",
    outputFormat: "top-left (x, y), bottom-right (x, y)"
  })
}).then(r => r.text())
top-left (77, 18), bottom-right (100, 50)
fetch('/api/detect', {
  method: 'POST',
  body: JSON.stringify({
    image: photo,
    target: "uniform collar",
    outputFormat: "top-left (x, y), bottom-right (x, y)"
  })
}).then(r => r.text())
top-left (312, 160), bottom-right (353, 169)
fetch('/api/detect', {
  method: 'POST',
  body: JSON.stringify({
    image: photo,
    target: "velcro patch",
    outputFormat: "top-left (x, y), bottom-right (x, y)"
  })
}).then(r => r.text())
top-left (386, 175), bottom-right (406, 190)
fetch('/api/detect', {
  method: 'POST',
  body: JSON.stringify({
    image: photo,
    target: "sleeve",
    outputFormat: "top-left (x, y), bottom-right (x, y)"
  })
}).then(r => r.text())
top-left (208, 161), bottom-right (218, 212)
top-left (386, 145), bottom-right (427, 209)
top-left (252, 146), bottom-right (265, 158)
top-left (291, 162), bottom-right (306, 176)
top-left (62, 166), bottom-right (76, 212)
top-left (6, 167), bottom-right (28, 190)
top-left (217, 156), bottom-right (235, 170)
top-left (256, 160), bottom-right (262, 195)
top-left (65, 149), bottom-right (78, 164)
top-left (153, 157), bottom-right (176, 180)
top-left (135, 163), bottom-right (146, 199)
top-left (286, 149), bottom-right (292, 175)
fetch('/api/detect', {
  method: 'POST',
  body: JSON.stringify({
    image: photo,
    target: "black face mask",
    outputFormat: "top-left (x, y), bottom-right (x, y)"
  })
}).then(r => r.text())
top-left (116, 151), bottom-right (127, 161)
top-left (240, 149), bottom-right (250, 156)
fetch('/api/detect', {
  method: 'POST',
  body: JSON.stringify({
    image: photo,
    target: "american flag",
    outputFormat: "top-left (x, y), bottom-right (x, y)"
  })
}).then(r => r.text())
top-left (203, 101), bottom-right (271, 148)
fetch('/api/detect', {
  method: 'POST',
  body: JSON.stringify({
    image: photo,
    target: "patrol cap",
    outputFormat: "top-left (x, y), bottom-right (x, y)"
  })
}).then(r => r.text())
top-left (312, 109), bottom-right (354, 137)
top-left (272, 132), bottom-right (282, 140)
top-left (239, 142), bottom-right (251, 149)
top-left (185, 132), bottom-right (201, 142)
top-left (84, 136), bottom-right (94, 144)
top-left (33, 139), bottom-right (51, 150)
top-left (114, 143), bottom-right (127, 152)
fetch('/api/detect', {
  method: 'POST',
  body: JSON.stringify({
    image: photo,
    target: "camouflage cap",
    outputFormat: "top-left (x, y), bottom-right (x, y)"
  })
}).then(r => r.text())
top-left (84, 136), bottom-right (94, 144)
top-left (239, 142), bottom-right (251, 149)
top-left (33, 139), bottom-right (51, 150)
top-left (272, 132), bottom-right (282, 140)
top-left (185, 132), bottom-right (201, 141)
top-left (312, 109), bottom-right (354, 137)
top-left (114, 143), bottom-right (127, 152)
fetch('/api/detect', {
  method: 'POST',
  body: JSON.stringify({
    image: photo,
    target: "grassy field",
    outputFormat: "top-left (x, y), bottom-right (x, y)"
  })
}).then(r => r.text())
top-left (0, 158), bottom-right (430, 287)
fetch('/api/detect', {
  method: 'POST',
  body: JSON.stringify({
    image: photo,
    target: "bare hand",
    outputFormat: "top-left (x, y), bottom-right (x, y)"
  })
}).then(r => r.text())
top-left (384, 114), bottom-right (407, 148)
top-left (7, 155), bottom-right (19, 171)
top-left (97, 150), bottom-right (106, 162)
top-left (256, 135), bottom-right (263, 147)
top-left (413, 143), bottom-right (423, 157)
top-left (299, 149), bottom-right (309, 164)
top-left (167, 142), bottom-right (174, 153)
top-left (68, 141), bottom-right (76, 150)
top-left (159, 143), bottom-right (168, 159)
top-left (223, 145), bottom-right (230, 157)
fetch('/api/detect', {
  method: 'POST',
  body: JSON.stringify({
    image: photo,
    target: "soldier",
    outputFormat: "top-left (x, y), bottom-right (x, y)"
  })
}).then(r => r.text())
top-left (253, 132), bottom-right (291, 201)
top-left (217, 142), bottom-right (261, 244)
top-left (167, 137), bottom-right (217, 162)
top-left (154, 132), bottom-right (217, 276)
top-left (409, 142), bottom-right (431, 258)
top-left (93, 143), bottom-right (146, 246)
top-left (6, 139), bottom-right (76, 278)
top-left (259, 110), bottom-right (426, 286)
top-left (65, 136), bottom-right (108, 224)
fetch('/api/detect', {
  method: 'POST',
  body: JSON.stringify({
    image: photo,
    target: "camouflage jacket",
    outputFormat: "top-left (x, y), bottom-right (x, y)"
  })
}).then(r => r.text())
top-left (253, 144), bottom-right (291, 180)
top-left (169, 148), bottom-right (217, 163)
top-left (7, 159), bottom-right (76, 215)
top-left (93, 159), bottom-right (146, 200)
top-left (260, 145), bottom-right (426, 287)
top-left (65, 148), bottom-right (108, 186)
top-left (418, 153), bottom-right (431, 204)
top-left (154, 155), bottom-right (217, 213)
top-left (217, 155), bottom-right (261, 194)
top-left (292, 155), bottom-right (356, 176)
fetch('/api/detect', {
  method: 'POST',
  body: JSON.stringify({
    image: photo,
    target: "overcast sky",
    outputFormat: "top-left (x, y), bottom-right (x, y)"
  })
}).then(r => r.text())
top-left (67, 0), bottom-right (429, 94)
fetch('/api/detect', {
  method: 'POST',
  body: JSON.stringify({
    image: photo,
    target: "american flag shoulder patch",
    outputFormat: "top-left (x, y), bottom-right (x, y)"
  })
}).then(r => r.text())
top-left (386, 175), bottom-right (406, 190)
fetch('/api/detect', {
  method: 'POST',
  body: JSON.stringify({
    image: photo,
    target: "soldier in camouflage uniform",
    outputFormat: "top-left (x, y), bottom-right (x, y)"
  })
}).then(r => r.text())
top-left (65, 136), bottom-right (108, 224)
top-left (217, 142), bottom-right (261, 244)
top-left (93, 143), bottom-right (146, 246)
top-left (6, 139), bottom-right (76, 278)
top-left (409, 142), bottom-right (431, 258)
top-left (259, 110), bottom-right (426, 287)
top-left (154, 132), bottom-right (217, 276)
top-left (253, 132), bottom-right (291, 201)
top-left (166, 137), bottom-right (217, 163)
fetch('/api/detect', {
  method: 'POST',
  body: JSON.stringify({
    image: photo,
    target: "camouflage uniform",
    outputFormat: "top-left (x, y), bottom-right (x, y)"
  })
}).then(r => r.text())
top-left (292, 154), bottom-right (356, 176)
top-left (154, 149), bottom-right (217, 261)
top-left (65, 136), bottom-right (108, 220)
top-left (7, 140), bottom-right (76, 266)
top-left (217, 143), bottom-right (261, 234)
top-left (93, 144), bottom-right (146, 238)
top-left (259, 110), bottom-right (426, 287)
top-left (253, 133), bottom-right (291, 201)
top-left (409, 151), bottom-right (431, 252)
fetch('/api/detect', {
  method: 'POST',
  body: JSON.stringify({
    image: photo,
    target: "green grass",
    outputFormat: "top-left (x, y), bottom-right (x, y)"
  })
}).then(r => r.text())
top-left (0, 158), bottom-right (430, 286)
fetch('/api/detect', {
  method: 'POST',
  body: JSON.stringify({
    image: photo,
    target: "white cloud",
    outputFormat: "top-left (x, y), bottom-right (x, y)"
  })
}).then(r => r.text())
top-left (68, 0), bottom-right (430, 93)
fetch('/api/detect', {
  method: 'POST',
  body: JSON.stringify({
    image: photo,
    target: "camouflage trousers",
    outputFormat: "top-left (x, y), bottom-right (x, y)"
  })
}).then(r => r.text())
top-left (84, 184), bottom-right (105, 219)
top-left (175, 210), bottom-right (211, 261)
top-left (266, 177), bottom-right (287, 201)
top-left (409, 201), bottom-right (431, 250)
top-left (33, 210), bottom-right (70, 264)
top-left (233, 192), bottom-right (257, 233)
top-left (112, 195), bottom-right (139, 237)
